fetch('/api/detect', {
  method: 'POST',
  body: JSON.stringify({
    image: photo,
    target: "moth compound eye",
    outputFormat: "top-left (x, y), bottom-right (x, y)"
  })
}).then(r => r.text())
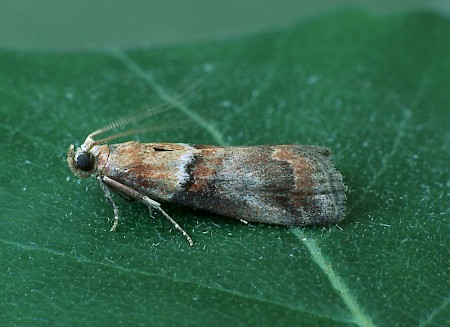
top-left (76, 152), bottom-right (94, 171)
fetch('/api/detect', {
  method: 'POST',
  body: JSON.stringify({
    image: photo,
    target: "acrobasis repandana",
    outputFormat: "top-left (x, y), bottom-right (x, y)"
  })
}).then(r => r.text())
top-left (67, 113), bottom-right (346, 246)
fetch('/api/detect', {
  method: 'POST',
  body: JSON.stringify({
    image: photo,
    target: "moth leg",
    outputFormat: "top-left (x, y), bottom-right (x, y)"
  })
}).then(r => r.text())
top-left (99, 175), bottom-right (194, 246)
top-left (98, 177), bottom-right (120, 232)
top-left (149, 205), bottom-right (194, 247)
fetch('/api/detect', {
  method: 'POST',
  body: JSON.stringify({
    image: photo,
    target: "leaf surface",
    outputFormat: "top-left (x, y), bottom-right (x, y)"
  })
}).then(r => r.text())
top-left (1, 9), bottom-right (449, 327)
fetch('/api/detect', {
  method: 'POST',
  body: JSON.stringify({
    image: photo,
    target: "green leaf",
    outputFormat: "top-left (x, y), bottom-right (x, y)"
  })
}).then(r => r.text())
top-left (1, 9), bottom-right (449, 327)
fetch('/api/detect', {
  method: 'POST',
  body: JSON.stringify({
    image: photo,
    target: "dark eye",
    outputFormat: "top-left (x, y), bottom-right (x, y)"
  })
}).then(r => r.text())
top-left (76, 152), bottom-right (94, 171)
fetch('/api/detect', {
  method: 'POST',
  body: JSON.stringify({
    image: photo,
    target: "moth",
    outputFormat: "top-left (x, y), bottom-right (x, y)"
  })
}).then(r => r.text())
top-left (67, 111), bottom-right (346, 246)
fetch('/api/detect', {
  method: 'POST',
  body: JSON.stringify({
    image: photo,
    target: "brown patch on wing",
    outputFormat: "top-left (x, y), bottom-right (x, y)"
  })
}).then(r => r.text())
top-left (182, 147), bottom-right (224, 193)
top-left (102, 142), bottom-right (197, 201)
top-left (271, 145), bottom-right (346, 225)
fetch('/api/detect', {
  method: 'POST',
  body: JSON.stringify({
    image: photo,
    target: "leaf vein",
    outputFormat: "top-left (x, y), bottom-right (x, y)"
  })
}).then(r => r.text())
top-left (419, 294), bottom-right (450, 327)
top-left (292, 228), bottom-right (376, 327)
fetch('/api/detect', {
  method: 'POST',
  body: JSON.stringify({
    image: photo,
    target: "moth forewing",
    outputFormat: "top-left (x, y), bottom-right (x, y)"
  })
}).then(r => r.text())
top-left (100, 142), bottom-right (346, 226)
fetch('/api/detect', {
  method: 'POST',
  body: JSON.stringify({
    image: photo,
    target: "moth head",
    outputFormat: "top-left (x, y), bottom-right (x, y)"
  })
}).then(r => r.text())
top-left (67, 136), bottom-right (101, 178)
top-left (67, 103), bottom-right (184, 179)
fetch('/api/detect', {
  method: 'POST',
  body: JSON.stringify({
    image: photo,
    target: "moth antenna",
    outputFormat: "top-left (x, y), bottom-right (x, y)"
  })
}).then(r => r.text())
top-left (87, 103), bottom-right (172, 140)
top-left (87, 79), bottom-right (205, 142)
top-left (94, 121), bottom-right (194, 145)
